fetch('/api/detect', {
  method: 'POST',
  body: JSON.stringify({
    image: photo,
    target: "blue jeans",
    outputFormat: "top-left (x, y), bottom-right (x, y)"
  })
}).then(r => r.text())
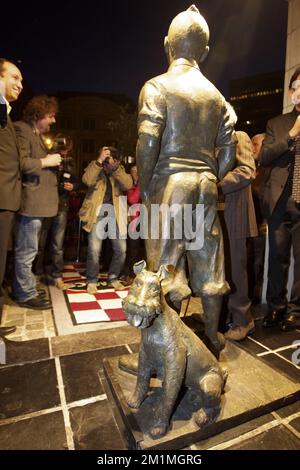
top-left (13, 216), bottom-right (43, 302)
top-left (35, 211), bottom-right (67, 279)
top-left (86, 216), bottom-right (126, 283)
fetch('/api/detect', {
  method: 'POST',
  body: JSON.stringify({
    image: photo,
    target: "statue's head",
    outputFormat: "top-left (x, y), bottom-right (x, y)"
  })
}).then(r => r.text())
top-left (165, 5), bottom-right (209, 65)
top-left (122, 260), bottom-right (175, 329)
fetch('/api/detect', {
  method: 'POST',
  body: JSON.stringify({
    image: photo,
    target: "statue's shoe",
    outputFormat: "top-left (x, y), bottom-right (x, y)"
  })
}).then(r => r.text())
top-left (118, 353), bottom-right (139, 376)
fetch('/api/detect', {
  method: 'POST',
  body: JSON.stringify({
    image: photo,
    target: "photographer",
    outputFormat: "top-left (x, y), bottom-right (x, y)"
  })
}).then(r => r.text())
top-left (80, 146), bottom-right (132, 293)
top-left (35, 134), bottom-right (79, 289)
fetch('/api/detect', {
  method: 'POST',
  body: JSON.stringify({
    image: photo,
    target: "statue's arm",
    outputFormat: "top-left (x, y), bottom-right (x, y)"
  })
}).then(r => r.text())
top-left (216, 101), bottom-right (237, 180)
top-left (136, 80), bottom-right (166, 202)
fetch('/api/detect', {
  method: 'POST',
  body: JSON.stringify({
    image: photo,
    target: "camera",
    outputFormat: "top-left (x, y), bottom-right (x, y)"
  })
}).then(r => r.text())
top-left (51, 134), bottom-right (73, 189)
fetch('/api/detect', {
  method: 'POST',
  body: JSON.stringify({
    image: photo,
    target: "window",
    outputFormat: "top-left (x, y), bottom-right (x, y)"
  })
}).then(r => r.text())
top-left (81, 139), bottom-right (95, 154)
top-left (82, 118), bottom-right (96, 130)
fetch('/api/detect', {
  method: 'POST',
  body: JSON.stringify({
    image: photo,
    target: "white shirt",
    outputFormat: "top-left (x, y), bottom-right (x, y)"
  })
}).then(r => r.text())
top-left (0, 94), bottom-right (11, 115)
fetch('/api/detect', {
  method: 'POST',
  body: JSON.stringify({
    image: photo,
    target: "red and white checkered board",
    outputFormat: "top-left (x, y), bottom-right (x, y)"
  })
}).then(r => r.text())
top-left (62, 263), bottom-right (109, 284)
top-left (65, 287), bottom-right (129, 324)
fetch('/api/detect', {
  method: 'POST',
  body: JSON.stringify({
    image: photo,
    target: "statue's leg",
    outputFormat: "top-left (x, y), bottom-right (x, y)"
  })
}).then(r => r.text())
top-left (187, 175), bottom-right (228, 359)
top-left (127, 348), bottom-right (151, 409)
top-left (150, 347), bottom-right (186, 439)
top-left (194, 372), bottom-right (223, 426)
top-left (202, 295), bottom-right (225, 360)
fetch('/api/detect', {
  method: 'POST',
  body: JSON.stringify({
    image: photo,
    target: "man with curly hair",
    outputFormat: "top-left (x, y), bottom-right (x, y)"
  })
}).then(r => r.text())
top-left (13, 95), bottom-right (62, 309)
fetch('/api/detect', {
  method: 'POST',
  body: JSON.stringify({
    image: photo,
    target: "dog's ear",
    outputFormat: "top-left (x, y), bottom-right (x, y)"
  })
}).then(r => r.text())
top-left (133, 260), bottom-right (147, 275)
top-left (157, 264), bottom-right (175, 281)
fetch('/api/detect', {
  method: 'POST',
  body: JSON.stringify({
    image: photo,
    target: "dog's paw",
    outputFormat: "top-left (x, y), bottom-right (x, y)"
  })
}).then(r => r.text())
top-left (149, 422), bottom-right (168, 439)
top-left (126, 392), bottom-right (143, 409)
top-left (194, 408), bottom-right (210, 426)
top-left (195, 406), bottom-right (219, 427)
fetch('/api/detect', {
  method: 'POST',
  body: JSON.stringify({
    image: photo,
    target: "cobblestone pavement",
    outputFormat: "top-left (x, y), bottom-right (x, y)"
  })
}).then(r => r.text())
top-left (1, 286), bottom-right (56, 341)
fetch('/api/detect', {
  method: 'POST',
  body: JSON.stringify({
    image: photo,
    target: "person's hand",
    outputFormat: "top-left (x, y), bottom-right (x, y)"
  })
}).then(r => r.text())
top-left (289, 116), bottom-right (300, 138)
top-left (64, 182), bottom-right (74, 191)
top-left (103, 156), bottom-right (120, 172)
top-left (41, 153), bottom-right (62, 168)
top-left (108, 157), bottom-right (120, 171)
top-left (97, 146), bottom-right (110, 164)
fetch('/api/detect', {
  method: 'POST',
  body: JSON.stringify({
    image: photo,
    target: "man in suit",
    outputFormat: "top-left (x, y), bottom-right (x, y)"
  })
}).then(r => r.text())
top-left (0, 59), bottom-right (23, 336)
top-left (13, 95), bottom-right (62, 309)
top-left (135, 6), bottom-right (236, 357)
top-left (259, 67), bottom-right (300, 331)
top-left (0, 60), bottom-right (60, 334)
top-left (219, 130), bottom-right (258, 340)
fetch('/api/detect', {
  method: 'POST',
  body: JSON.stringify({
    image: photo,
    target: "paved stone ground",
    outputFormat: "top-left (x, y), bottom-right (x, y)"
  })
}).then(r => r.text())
top-left (1, 286), bottom-right (56, 341)
top-left (0, 322), bottom-right (299, 451)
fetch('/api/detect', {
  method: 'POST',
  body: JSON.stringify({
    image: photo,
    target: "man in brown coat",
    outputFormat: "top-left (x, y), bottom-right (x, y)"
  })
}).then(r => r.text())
top-left (219, 130), bottom-right (258, 340)
top-left (13, 96), bottom-right (62, 309)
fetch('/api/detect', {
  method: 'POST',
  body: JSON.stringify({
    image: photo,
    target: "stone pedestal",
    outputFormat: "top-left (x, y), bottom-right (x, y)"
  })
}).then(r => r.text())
top-left (101, 342), bottom-right (300, 450)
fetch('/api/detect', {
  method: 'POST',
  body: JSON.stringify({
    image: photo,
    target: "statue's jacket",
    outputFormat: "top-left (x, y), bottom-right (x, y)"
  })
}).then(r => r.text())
top-left (138, 58), bottom-right (236, 180)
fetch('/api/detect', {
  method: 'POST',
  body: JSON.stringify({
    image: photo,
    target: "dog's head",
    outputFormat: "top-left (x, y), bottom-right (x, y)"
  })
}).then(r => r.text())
top-left (122, 260), bottom-right (175, 329)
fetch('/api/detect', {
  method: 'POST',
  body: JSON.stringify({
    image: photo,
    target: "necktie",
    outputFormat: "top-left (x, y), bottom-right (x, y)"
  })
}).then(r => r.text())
top-left (292, 136), bottom-right (300, 203)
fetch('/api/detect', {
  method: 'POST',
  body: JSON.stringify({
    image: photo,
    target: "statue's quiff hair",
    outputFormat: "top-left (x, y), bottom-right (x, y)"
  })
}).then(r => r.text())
top-left (167, 5), bottom-right (209, 60)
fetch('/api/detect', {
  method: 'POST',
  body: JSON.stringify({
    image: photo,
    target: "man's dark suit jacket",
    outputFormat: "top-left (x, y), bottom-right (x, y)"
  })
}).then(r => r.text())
top-left (259, 108), bottom-right (299, 219)
top-left (0, 117), bottom-right (42, 212)
top-left (14, 121), bottom-right (58, 218)
top-left (0, 116), bottom-right (22, 211)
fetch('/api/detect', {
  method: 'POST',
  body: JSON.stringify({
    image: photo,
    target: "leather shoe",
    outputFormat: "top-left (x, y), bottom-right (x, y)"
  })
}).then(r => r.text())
top-left (280, 313), bottom-right (300, 332)
top-left (224, 320), bottom-right (255, 341)
top-left (0, 325), bottom-right (17, 337)
top-left (263, 309), bottom-right (285, 328)
top-left (17, 297), bottom-right (51, 310)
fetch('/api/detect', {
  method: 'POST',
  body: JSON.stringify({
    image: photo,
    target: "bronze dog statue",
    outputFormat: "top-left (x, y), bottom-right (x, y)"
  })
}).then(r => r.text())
top-left (122, 260), bottom-right (227, 439)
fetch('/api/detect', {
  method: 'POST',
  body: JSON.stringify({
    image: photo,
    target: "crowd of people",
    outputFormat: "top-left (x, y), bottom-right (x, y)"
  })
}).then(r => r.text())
top-left (1, 55), bottom-right (300, 343)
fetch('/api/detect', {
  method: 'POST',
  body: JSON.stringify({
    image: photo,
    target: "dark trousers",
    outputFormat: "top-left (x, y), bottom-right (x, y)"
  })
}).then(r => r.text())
top-left (227, 237), bottom-right (252, 327)
top-left (122, 236), bottom-right (146, 277)
top-left (0, 210), bottom-right (15, 322)
top-left (267, 187), bottom-right (300, 315)
top-left (248, 234), bottom-right (266, 301)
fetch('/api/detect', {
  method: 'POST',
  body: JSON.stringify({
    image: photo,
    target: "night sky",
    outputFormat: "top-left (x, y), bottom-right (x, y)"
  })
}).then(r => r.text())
top-left (2, 0), bottom-right (288, 103)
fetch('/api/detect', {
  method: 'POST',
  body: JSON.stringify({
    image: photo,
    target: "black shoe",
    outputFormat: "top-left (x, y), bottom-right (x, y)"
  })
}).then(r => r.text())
top-left (11, 290), bottom-right (46, 302)
top-left (17, 297), bottom-right (51, 310)
top-left (0, 325), bottom-right (17, 337)
top-left (280, 313), bottom-right (299, 332)
top-left (263, 309), bottom-right (285, 328)
top-left (37, 289), bottom-right (47, 298)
